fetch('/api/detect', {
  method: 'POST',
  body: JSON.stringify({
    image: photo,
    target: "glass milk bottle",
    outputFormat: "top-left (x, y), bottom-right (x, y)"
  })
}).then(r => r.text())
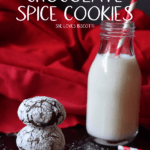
top-left (86, 21), bottom-right (141, 146)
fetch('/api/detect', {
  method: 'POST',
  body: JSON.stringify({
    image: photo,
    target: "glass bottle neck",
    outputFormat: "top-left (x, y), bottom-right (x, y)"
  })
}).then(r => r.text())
top-left (99, 21), bottom-right (135, 57)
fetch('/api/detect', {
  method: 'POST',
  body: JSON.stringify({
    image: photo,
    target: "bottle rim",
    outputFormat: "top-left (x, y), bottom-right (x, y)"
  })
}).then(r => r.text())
top-left (100, 20), bottom-right (135, 38)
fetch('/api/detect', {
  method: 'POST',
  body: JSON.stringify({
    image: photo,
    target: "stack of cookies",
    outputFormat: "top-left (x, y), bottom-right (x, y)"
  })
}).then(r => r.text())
top-left (16, 96), bottom-right (66, 150)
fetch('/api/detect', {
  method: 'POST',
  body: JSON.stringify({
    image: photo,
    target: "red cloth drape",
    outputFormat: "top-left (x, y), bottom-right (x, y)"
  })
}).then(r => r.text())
top-left (0, 0), bottom-right (150, 133)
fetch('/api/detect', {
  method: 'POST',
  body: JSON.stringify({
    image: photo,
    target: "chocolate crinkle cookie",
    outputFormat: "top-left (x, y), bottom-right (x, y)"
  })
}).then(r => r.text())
top-left (18, 96), bottom-right (66, 126)
top-left (16, 125), bottom-right (65, 150)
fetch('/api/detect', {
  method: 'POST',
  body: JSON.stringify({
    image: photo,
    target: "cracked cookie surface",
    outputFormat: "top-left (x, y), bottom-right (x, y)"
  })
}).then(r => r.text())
top-left (16, 125), bottom-right (65, 150)
top-left (18, 96), bottom-right (66, 126)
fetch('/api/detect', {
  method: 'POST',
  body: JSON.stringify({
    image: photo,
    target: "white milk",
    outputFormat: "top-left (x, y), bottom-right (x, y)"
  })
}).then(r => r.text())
top-left (86, 53), bottom-right (141, 141)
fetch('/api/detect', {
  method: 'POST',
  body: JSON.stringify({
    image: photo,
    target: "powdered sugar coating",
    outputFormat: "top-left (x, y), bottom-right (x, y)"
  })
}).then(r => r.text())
top-left (18, 96), bottom-right (66, 126)
top-left (16, 125), bottom-right (65, 150)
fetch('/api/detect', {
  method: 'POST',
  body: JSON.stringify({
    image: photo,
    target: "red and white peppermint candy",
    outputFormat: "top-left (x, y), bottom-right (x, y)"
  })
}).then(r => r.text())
top-left (115, 0), bottom-right (137, 57)
top-left (118, 145), bottom-right (143, 150)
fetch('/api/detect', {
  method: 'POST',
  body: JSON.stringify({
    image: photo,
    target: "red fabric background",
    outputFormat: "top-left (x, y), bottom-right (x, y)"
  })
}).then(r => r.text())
top-left (0, 0), bottom-right (150, 133)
